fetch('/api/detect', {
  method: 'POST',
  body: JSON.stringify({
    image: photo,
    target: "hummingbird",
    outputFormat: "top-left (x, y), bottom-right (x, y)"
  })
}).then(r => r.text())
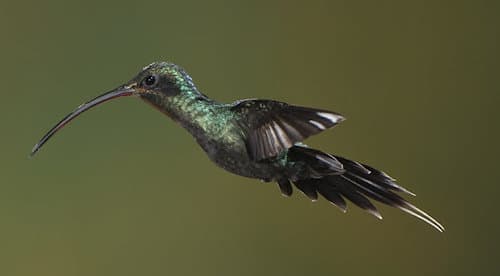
top-left (31, 62), bottom-right (444, 232)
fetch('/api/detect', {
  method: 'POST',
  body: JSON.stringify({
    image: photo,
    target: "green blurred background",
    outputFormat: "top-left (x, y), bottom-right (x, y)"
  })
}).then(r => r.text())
top-left (1, 0), bottom-right (498, 275)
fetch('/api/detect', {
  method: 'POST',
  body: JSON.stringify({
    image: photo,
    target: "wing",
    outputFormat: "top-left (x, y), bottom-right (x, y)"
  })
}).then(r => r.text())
top-left (231, 99), bottom-right (345, 161)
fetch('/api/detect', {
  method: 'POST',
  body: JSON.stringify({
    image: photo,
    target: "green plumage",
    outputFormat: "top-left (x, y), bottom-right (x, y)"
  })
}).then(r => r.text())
top-left (31, 61), bottom-right (444, 232)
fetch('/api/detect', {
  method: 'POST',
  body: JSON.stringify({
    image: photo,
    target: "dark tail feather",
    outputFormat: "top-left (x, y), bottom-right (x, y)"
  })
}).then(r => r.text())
top-left (316, 180), bottom-right (347, 212)
top-left (283, 147), bottom-right (444, 232)
top-left (336, 172), bottom-right (444, 232)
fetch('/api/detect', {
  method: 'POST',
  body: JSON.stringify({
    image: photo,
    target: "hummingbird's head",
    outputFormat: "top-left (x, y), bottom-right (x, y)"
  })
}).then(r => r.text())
top-left (30, 61), bottom-right (198, 157)
top-left (129, 62), bottom-right (197, 98)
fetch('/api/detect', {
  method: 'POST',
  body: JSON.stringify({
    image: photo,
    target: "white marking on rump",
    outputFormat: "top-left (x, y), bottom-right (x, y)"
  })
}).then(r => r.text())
top-left (308, 120), bottom-right (326, 130)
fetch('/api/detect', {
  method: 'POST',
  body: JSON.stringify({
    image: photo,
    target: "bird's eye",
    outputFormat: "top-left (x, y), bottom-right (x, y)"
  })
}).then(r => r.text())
top-left (143, 75), bottom-right (157, 87)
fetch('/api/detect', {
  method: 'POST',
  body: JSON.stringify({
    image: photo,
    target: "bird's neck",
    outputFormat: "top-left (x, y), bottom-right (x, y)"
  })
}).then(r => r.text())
top-left (141, 89), bottom-right (221, 139)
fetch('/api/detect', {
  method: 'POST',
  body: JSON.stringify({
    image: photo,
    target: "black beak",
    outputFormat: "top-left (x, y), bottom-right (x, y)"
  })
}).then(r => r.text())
top-left (30, 85), bottom-right (136, 157)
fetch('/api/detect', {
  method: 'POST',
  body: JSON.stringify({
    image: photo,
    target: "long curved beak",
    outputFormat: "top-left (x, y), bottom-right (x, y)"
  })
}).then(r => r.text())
top-left (30, 85), bottom-right (137, 157)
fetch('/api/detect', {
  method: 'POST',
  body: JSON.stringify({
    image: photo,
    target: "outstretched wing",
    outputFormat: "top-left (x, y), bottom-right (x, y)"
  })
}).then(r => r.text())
top-left (231, 99), bottom-right (345, 161)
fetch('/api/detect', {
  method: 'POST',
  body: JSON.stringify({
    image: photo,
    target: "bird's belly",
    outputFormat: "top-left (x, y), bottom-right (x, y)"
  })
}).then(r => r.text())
top-left (199, 139), bottom-right (281, 181)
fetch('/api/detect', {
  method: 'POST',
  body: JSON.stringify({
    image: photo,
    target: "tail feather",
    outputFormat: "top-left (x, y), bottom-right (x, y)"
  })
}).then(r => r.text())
top-left (356, 162), bottom-right (415, 196)
top-left (336, 155), bottom-right (415, 196)
top-left (282, 146), bottom-right (444, 232)
top-left (294, 179), bottom-right (319, 201)
top-left (277, 179), bottom-right (293, 197)
top-left (316, 181), bottom-right (347, 212)
top-left (334, 176), bottom-right (382, 219)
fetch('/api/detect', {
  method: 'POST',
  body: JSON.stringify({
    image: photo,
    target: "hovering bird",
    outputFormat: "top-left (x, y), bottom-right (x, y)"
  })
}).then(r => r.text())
top-left (31, 62), bottom-right (444, 232)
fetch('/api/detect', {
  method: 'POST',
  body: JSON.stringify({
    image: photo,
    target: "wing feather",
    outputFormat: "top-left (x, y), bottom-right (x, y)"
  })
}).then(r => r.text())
top-left (231, 99), bottom-right (344, 160)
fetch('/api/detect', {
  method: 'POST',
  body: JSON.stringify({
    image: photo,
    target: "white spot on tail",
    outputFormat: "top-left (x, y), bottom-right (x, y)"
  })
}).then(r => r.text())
top-left (315, 153), bottom-right (343, 170)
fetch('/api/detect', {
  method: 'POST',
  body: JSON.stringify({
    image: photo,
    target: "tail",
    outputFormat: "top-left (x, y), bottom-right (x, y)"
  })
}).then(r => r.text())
top-left (278, 146), bottom-right (444, 232)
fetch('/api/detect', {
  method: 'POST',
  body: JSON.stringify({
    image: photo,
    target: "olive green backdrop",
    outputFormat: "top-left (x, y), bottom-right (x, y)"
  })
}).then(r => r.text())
top-left (1, 0), bottom-right (498, 275)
